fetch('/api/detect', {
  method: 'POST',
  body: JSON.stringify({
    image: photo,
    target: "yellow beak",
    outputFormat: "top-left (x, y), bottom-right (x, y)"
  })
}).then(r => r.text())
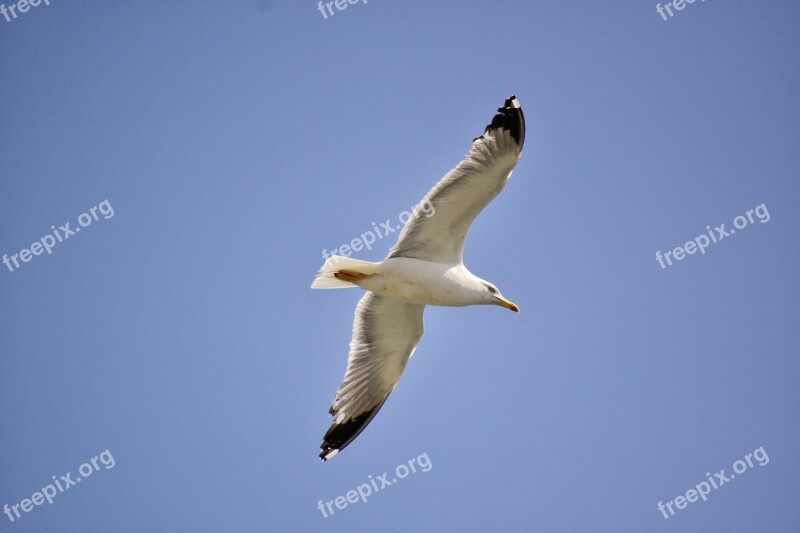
top-left (497, 297), bottom-right (520, 313)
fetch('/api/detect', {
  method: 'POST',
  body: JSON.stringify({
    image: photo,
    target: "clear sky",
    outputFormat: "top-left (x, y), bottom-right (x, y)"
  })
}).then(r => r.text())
top-left (1, 1), bottom-right (798, 531)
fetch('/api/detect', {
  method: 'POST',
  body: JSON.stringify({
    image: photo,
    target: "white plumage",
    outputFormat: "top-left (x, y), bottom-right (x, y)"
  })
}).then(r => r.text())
top-left (313, 96), bottom-right (526, 461)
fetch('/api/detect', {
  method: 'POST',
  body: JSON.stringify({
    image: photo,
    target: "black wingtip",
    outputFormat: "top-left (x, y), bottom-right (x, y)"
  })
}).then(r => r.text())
top-left (319, 399), bottom-right (389, 462)
top-left (484, 95), bottom-right (525, 150)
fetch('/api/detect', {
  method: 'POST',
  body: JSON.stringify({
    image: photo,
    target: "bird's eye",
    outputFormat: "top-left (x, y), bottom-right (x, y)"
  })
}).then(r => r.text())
top-left (487, 286), bottom-right (497, 294)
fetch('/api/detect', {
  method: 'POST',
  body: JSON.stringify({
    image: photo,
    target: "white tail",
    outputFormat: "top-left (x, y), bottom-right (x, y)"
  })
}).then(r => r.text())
top-left (310, 255), bottom-right (380, 289)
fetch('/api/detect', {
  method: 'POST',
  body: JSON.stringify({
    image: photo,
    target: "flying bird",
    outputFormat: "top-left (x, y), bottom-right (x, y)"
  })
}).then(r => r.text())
top-left (312, 96), bottom-right (526, 461)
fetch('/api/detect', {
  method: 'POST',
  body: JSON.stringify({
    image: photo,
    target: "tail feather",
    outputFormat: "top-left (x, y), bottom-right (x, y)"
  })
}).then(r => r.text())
top-left (311, 256), bottom-right (379, 289)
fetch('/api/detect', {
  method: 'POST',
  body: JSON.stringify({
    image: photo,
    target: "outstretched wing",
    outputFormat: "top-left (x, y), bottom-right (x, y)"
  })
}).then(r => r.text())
top-left (320, 292), bottom-right (425, 461)
top-left (387, 96), bottom-right (526, 264)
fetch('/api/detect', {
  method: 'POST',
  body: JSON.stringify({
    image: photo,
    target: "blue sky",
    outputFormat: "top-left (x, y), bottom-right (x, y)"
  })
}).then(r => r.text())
top-left (1, 1), bottom-right (798, 531)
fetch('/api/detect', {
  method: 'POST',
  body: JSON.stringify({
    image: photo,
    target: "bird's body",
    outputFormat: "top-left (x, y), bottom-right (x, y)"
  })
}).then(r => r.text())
top-left (325, 257), bottom-right (509, 308)
top-left (312, 96), bottom-right (527, 461)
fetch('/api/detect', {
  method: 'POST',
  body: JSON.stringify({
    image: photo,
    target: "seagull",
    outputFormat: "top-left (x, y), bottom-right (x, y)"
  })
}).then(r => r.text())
top-left (311, 96), bottom-right (526, 461)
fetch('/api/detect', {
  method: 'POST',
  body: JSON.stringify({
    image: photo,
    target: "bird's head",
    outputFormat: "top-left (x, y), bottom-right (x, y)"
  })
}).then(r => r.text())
top-left (480, 281), bottom-right (519, 312)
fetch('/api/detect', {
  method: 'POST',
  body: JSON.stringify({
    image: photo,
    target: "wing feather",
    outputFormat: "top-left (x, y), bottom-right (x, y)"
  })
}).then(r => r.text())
top-left (386, 96), bottom-right (526, 264)
top-left (320, 292), bottom-right (425, 461)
